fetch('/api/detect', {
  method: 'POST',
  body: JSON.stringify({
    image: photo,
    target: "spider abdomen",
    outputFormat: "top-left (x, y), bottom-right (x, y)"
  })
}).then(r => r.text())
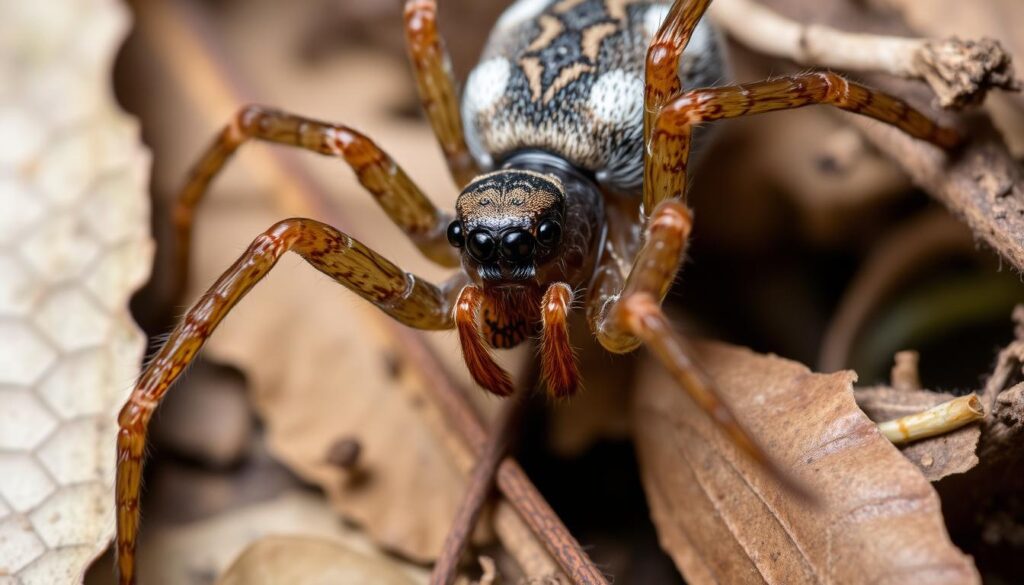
top-left (461, 0), bottom-right (727, 195)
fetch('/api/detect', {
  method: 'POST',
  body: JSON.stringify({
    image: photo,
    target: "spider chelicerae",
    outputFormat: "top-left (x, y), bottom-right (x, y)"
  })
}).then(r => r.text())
top-left (114, 0), bottom-right (959, 583)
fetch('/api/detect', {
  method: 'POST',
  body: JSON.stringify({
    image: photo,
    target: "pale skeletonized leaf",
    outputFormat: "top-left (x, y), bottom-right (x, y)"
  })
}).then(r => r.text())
top-left (0, 0), bottom-right (152, 582)
top-left (634, 341), bottom-right (978, 585)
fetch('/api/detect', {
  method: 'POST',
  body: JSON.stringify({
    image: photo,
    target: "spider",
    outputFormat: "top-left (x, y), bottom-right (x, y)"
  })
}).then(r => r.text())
top-left (114, 0), bottom-right (959, 582)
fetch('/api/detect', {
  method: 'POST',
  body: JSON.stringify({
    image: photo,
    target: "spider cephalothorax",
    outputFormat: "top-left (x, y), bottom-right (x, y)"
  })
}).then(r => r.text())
top-left (446, 155), bottom-right (605, 396)
top-left (114, 0), bottom-right (962, 582)
top-left (449, 168), bottom-right (567, 284)
top-left (448, 155), bottom-right (604, 289)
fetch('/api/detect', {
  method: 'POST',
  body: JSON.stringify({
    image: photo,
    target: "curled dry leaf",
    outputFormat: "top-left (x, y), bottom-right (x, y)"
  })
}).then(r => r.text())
top-left (633, 341), bottom-right (978, 584)
top-left (138, 490), bottom-right (427, 585)
top-left (0, 0), bottom-right (152, 581)
top-left (975, 328), bottom-right (1024, 465)
top-left (216, 535), bottom-right (419, 585)
top-left (930, 309), bottom-right (1024, 553)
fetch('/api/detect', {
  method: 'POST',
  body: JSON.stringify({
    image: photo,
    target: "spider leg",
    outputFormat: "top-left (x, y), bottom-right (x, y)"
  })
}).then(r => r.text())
top-left (592, 200), bottom-right (693, 354)
top-left (541, 282), bottom-right (579, 399)
top-left (643, 0), bottom-right (712, 214)
top-left (173, 105), bottom-right (459, 299)
top-left (455, 285), bottom-right (514, 397)
top-left (647, 71), bottom-right (962, 209)
top-left (116, 218), bottom-right (462, 585)
top-left (404, 0), bottom-right (479, 187)
top-left (589, 201), bottom-right (806, 495)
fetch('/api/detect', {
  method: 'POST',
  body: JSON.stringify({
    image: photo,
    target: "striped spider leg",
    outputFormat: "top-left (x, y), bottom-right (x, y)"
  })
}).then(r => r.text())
top-left (595, 0), bottom-right (962, 490)
top-left (404, 0), bottom-right (480, 187)
top-left (119, 102), bottom-right (471, 583)
top-left (171, 105), bottom-right (460, 300)
top-left (116, 217), bottom-right (466, 584)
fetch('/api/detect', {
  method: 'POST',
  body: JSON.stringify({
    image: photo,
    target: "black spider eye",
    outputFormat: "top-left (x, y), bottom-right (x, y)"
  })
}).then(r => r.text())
top-left (500, 229), bottom-right (535, 262)
top-left (467, 230), bottom-right (496, 262)
top-left (446, 220), bottom-right (465, 248)
top-left (536, 219), bottom-right (562, 248)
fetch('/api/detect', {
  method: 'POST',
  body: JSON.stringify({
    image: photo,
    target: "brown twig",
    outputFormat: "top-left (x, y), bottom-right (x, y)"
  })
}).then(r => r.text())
top-left (755, 0), bottom-right (1024, 276)
top-left (431, 387), bottom-right (528, 585)
top-left (890, 350), bottom-right (922, 391)
top-left (712, 0), bottom-right (1018, 109)
top-left (398, 324), bottom-right (607, 584)
top-left (136, 1), bottom-right (606, 583)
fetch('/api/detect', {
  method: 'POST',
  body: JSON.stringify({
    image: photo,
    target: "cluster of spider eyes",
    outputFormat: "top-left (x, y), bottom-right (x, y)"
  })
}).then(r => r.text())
top-left (447, 219), bottom-right (562, 263)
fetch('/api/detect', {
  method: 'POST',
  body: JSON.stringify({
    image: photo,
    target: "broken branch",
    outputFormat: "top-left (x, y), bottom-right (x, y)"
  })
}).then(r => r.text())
top-left (711, 0), bottom-right (1018, 108)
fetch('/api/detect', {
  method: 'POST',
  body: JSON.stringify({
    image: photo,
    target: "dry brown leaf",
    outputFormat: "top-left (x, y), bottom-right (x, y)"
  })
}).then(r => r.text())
top-left (929, 310), bottom-right (1024, 553)
top-left (633, 341), bottom-right (978, 584)
top-left (217, 535), bottom-right (418, 585)
top-left (0, 0), bottom-right (152, 581)
top-left (137, 490), bottom-right (428, 585)
top-left (975, 332), bottom-right (1024, 465)
top-left (855, 386), bottom-right (981, 481)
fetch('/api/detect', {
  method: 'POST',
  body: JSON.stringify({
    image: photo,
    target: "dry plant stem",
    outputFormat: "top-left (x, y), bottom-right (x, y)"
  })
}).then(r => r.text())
top-left (138, 2), bottom-right (603, 583)
top-left (431, 388), bottom-right (527, 585)
top-left (855, 109), bottom-right (1024, 273)
top-left (710, 0), bottom-right (1018, 109)
top-left (878, 394), bottom-right (985, 444)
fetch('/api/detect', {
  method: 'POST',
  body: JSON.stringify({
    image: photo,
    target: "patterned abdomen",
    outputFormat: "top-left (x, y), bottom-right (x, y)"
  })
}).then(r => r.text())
top-left (461, 0), bottom-right (727, 195)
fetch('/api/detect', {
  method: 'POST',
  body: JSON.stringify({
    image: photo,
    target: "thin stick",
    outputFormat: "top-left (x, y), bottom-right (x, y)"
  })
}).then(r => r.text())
top-left (710, 0), bottom-right (1017, 109)
top-left (430, 388), bottom-right (528, 585)
top-left (139, 2), bottom-right (606, 583)
top-left (878, 394), bottom-right (985, 444)
top-left (397, 323), bottom-right (607, 584)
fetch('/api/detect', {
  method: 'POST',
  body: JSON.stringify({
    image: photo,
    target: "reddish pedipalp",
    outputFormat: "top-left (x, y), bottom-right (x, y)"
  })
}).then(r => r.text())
top-left (541, 283), bottom-right (579, 398)
top-left (455, 285), bottom-right (514, 397)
